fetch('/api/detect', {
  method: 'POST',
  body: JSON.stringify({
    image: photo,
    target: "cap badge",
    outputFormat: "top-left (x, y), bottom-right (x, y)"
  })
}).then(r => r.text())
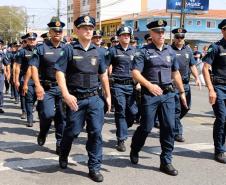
top-left (124, 27), bottom-right (129, 32)
top-left (158, 20), bottom-right (163, 26)
top-left (84, 16), bottom-right (90, 23)
top-left (55, 21), bottom-right (61, 27)
top-left (178, 28), bottom-right (182, 33)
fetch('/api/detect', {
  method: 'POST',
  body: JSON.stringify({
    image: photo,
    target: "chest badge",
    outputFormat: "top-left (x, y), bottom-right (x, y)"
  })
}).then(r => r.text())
top-left (166, 56), bottom-right (171, 62)
top-left (185, 53), bottom-right (189, 59)
top-left (91, 57), bottom-right (97, 66)
top-left (130, 55), bottom-right (134, 61)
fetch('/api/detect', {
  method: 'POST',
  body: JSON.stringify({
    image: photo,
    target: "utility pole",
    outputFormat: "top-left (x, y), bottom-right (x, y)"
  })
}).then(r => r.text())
top-left (57, 0), bottom-right (60, 18)
top-left (180, 0), bottom-right (186, 28)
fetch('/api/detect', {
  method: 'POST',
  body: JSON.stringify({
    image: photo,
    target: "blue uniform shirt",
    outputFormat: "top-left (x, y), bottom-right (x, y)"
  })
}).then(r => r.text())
top-left (15, 47), bottom-right (33, 76)
top-left (171, 43), bottom-right (196, 80)
top-left (29, 40), bottom-right (65, 81)
top-left (132, 43), bottom-right (179, 85)
top-left (203, 38), bottom-right (226, 79)
top-left (107, 44), bottom-right (136, 79)
top-left (55, 41), bottom-right (107, 93)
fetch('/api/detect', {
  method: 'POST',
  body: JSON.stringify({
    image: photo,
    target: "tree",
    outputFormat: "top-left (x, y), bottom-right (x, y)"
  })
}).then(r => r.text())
top-left (0, 6), bottom-right (27, 43)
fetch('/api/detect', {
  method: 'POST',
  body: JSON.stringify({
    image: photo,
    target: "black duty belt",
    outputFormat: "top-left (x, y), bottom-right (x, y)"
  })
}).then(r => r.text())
top-left (70, 90), bottom-right (98, 100)
top-left (212, 77), bottom-right (226, 85)
top-left (41, 80), bottom-right (58, 90)
top-left (113, 78), bottom-right (134, 85)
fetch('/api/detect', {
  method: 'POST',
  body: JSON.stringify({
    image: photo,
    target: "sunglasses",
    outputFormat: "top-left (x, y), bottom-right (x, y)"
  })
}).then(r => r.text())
top-left (175, 35), bottom-right (185, 39)
top-left (223, 27), bottom-right (226, 31)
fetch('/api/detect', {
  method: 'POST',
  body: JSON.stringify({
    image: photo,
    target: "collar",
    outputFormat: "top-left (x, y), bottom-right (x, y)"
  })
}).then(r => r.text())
top-left (147, 43), bottom-right (168, 51)
top-left (45, 39), bottom-right (64, 48)
top-left (116, 44), bottom-right (132, 51)
top-left (171, 43), bottom-right (186, 50)
top-left (72, 42), bottom-right (96, 51)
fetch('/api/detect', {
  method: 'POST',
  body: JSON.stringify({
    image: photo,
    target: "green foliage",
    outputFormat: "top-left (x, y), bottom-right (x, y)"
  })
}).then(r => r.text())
top-left (0, 6), bottom-right (27, 43)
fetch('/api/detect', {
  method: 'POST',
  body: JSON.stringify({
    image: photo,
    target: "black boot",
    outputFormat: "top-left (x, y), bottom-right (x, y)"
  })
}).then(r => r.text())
top-left (130, 149), bottom-right (139, 164)
top-left (116, 140), bottom-right (126, 152)
top-left (59, 155), bottom-right (68, 169)
top-left (215, 153), bottom-right (226, 163)
top-left (37, 134), bottom-right (46, 146)
top-left (89, 171), bottom-right (104, 182)
top-left (160, 163), bottom-right (178, 176)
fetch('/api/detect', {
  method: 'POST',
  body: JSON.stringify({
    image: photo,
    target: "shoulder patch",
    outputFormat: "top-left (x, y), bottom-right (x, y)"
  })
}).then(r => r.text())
top-left (207, 47), bottom-right (213, 53)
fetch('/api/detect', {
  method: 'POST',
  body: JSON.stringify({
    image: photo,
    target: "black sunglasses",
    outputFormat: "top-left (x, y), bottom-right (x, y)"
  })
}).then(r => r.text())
top-left (175, 35), bottom-right (185, 39)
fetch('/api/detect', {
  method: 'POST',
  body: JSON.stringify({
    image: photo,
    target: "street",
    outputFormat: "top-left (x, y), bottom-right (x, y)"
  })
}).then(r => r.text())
top-left (0, 84), bottom-right (225, 185)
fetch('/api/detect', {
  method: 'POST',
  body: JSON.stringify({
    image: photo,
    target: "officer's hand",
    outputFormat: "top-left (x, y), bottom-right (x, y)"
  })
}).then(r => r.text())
top-left (195, 78), bottom-right (202, 90)
top-left (15, 81), bottom-right (20, 91)
top-left (209, 89), bottom-right (217, 105)
top-left (179, 92), bottom-right (188, 109)
top-left (148, 84), bottom-right (163, 96)
top-left (105, 96), bottom-right (111, 113)
top-left (64, 93), bottom-right (78, 111)
top-left (35, 85), bottom-right (45, 100)
top-left (22, 84), bottom-right (28, 96)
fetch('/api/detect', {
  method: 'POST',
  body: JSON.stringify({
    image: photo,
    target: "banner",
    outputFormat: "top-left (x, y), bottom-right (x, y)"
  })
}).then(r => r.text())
top-left (166, 0), bottom-right (209, 14)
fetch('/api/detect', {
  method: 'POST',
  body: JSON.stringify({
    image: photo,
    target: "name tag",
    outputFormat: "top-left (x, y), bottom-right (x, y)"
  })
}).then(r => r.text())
top-left (219, 53), bottom-right (226, 56)
top-left (149, 55), bottom-right (158, 58)
top-left (73, 56), bottom-right (83, 60)
top-left (176, 54), bottom-right (181, 56)
top-left (115, 54), bottom-right (124, 57)
top-left (25, 54), bottom-right (32, 57)
top-left (45, 52), bottom-right (54, 55)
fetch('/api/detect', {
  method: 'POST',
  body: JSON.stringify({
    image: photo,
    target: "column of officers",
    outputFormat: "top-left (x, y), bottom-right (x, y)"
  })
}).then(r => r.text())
top-left (1, 15), bottom-right (226, 183)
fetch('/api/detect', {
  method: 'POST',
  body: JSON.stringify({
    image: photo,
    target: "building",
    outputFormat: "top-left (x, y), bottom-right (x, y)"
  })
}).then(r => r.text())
top-left (122, 9), bottom-right (226, 49)
top-left (66, 0), bottom-right (147, 36)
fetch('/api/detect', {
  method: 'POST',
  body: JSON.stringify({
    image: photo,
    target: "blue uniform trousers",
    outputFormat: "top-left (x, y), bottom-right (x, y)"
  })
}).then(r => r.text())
top-left (131, 92), bottom-right (176, 165)
top-left (212, 85), bottom-right (226, 154)
top-left (0, 73), bottom-right (4, 108)
top-left (38, 86), bottom-right (65, 145)
top-left (60, 95), bottom-right (104, 172)
top-left (174, 83), bottom-right (191, 136)
top-left (112, 83), bottom-right (137, 141)
top-left (25, 81), bottom-right (36, 123)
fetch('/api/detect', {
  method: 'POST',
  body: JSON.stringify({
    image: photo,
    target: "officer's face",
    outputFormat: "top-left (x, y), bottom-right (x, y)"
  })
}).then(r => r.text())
top-left (49, 29), bottom-right (63, 42)
top-left (76, 26), bottom-right (94, 41)
top-left (27, 38), bottom-right (37, 47)
top-left (150, 30), bottom-right (165, 45)
top-left (118, 33), bottom-right (130, 45)
top-left (92, 36), bottom-right (102, 46)
top-left (221, 28), bottom-right (226, 38)
top-left (0, 44), bottom-right (3, 50)
top-left (174, 34), bottom-right (185, 46)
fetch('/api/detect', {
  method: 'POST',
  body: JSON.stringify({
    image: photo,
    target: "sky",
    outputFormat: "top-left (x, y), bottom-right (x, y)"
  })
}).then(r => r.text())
top-left (0, 0), bottom-right (226, 29)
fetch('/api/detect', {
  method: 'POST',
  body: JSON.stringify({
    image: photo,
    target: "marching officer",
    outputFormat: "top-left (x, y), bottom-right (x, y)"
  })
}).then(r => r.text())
top-left (0, 38), bottom-right (10, 113)
top-left (202, 19), bottom-right (226, 163)
top-left (55, 15), bottom-right (111, 182)
top-left (15, 33), bottom-right (37, 127)
top-left (107, 26), bottom-right (138, 152)
top-left (110, 36), bottom-right (119, 47)
top-left (144, 33), bottom-right (152, 45)
top-left (29, 17), bottom-right (66, 154)
top-left (171, 28), bottom-right (201, 142)
top-left (129, 20), bottom-right (187, 176)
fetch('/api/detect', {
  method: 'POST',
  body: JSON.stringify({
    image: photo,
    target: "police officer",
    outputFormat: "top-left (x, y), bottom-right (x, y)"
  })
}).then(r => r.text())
top-left (7, 42), bottom-right (19, 103)
top-left (92, 30), bottom-right (107, 57)
top-left (107, 26), bottom-right (138, 152)
top-left (144, 33), bottom-right (152, 45)
top-left (15, 32), bottom-right (37, 127)
top-left (171, 28), bottom-right (201, 142)
top-left (110, 36), bottom-right (119, 47)
top-left (14, 34), bottom-right (31, 121)
top-left (0, 38), bottom-right (10, 113)
top-left (40, 32), bottom-right (49, 41)
top-left (130, 35), bottom-right (139, 48)
top-left (202, 19), bottom-right (226, 163)
top-left (29, 17), bottom-right (66, 154)
top-left (55, 15), bottom-right (111, 182)
top-left (129, 20), bottom-right (187, 176)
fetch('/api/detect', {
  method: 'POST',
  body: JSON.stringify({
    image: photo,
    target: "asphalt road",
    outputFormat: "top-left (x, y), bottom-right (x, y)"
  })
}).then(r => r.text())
top-left (0, 84), bottom-right (225, 185)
